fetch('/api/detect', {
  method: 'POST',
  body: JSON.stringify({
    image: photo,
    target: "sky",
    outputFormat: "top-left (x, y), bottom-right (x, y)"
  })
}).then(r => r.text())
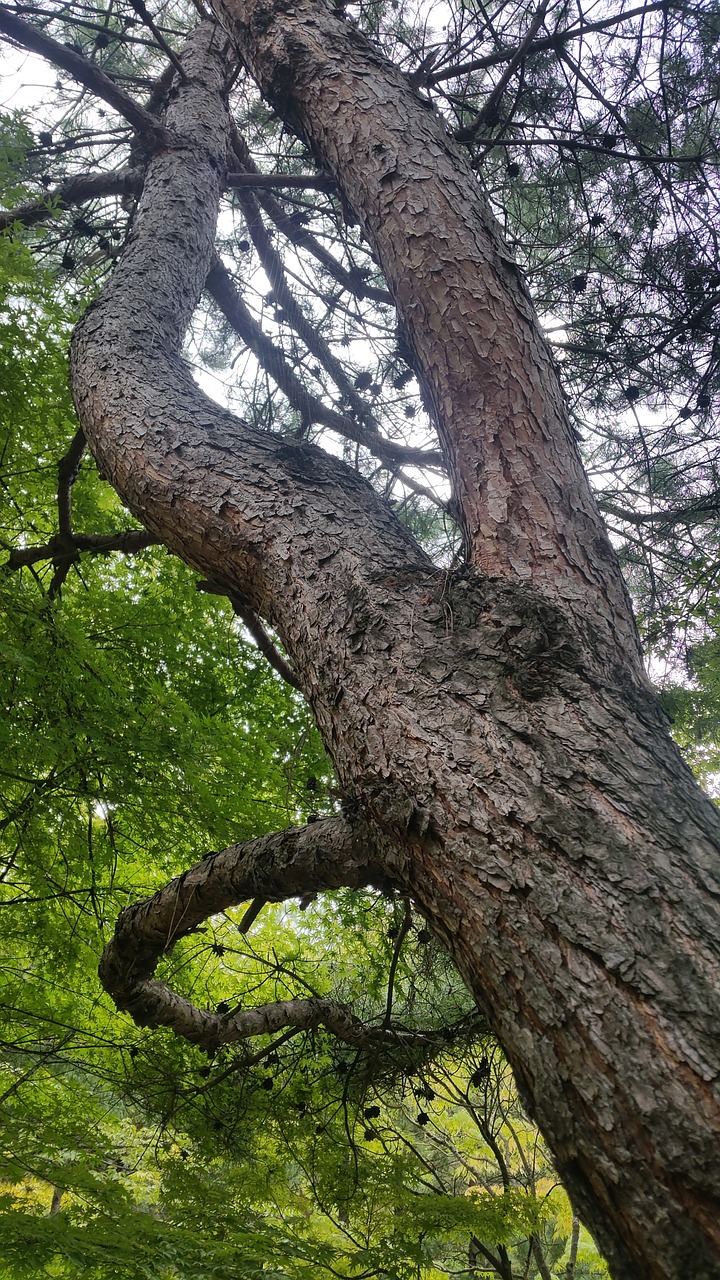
top-left (1, 44), bottom-right (56, 114)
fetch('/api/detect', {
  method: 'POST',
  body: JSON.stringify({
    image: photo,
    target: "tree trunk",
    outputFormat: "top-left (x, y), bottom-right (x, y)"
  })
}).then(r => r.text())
top-left (71, 16), bottom-right (720, 1280)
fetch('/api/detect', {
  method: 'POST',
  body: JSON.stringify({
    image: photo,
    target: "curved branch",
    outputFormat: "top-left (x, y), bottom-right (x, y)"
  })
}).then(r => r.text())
top-left (219, 0), bottom-right (644, 670)
top-left (70, 20), bottom-right (432, 636)
top-left (99, 815), bottom-right (389, 1050)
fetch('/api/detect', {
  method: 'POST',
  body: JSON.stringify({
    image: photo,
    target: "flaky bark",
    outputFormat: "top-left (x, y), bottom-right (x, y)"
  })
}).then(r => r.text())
top-left (99, 815), bottom-right (475, 1051)
top-left (215, 0), bottom-right (642, 671)
top-left (100, 816), bottom-right (392, 1050)
top-left (68, 16), bottom-right (720, 1280)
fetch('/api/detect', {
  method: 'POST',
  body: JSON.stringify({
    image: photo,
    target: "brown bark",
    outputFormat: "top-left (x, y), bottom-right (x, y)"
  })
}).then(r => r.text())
top-left (215, 0), bottom-right (643, 672)
top-left (0, 171), bottom-right (142, 233)
top-left (68, 16), bottom-right (720, 1280)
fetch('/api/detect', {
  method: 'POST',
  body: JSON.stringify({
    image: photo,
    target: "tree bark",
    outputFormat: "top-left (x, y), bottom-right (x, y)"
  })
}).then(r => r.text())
top-left (70, 17), bottom-right (720, 1280)
top-left (215, 0), bottom-right (643, 673)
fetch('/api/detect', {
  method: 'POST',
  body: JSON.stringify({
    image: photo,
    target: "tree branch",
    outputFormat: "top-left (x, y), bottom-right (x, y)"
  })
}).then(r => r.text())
top-left (429, 0), bottom-right (685, 85)
top-left (4, 529), bottom-right (161, 571)
top-left (126, 0), bottom-right (187, 80)
top-left (233, 181), bottom-right (386, 438)
top-left (227, 170), bottom-right (335, 191)
top-left (99, 816), bottom-right (395, 1051)
top-left (597, 495), bottom-right (720, 529)
top-left (382, 898), bottom-right (412, 1028)
top-left (205, 255), bottom-right (444, 470)
top-left (0, 5), bottom-right (174, 141)
top-left (455, 0), bottom-right (551, 143)
top-left (0, 170), bottom-right (331, 236)
top-left (56, 428), bottom-right (87, 542)
top-left (230, 598), bottom-right (302, 688)
top-left (229, 131), bottom-right (393, 306)
top-left (196, 573), bottom-right (302, 688)
top-left (0, 170), bottom-right (143, 233)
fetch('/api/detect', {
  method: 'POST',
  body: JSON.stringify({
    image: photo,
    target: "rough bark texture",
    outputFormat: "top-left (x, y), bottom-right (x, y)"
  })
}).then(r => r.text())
top-left (215, 0), bottom-right (643, 672)
top-left (70, 16), bottom-right (720, 1280)
top-left (99, 814), bottom-right (476, 1051)
top-left (100, 816), bottom-right (400, 1050)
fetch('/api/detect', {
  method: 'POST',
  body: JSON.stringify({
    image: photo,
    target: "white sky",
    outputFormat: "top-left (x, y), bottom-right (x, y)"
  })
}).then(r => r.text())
top-left (0, 45), bottom-right (56, 114)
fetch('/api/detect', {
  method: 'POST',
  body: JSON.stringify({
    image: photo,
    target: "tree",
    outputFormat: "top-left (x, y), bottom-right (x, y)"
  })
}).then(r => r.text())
top-left (1, 1), bottom-right (720, 1277)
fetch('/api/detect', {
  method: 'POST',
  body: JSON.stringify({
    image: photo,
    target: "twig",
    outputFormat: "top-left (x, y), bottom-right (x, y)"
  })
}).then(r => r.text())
top-left (456, 0), bottom-right (551, 143)
top-left (382, 900), bottom-right (412, 1028)
top-left (126, 0), bottom-right (187, 80)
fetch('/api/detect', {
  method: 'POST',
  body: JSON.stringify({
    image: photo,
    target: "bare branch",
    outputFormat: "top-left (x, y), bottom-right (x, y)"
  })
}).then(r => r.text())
top-left (205, 256), bottom-right (444, 470)
top-left (0, 169), bottom-right (330, 236)
top-left (0, 5), bottom-right (173, 141)
top-left (598, 495), bottom-right (720, 529)
top-left (5, 529), bottom-right (161, 571)
top-left (429, 1), bottom-right (685, 85)
top-left (99, 817), bottom-right (398, 1051)
top-left (197, 573), bottom-right (302, 688)
top-left (456, 0), bottom-right (551, 143)
top-left (56, 428), bottom-right (87, 541)
top-left (126, 0), bottom-right (187, 80)
top-left (230, 131), bottom-right (393, 306)
top-left (233, 183), bottom-right (387, 437)
top-left (237, 896), bottom-right (267, 933)
top-left (227, 171), bottom-right (335, 191)
top-left (230, 599), bottom-right (302, 689)
top-left (0, 170), bottom-right (142, 233)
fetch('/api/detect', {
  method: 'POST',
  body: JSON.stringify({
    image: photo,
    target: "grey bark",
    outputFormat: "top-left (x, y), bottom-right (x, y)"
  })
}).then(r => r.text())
top-left (68, 16), bottom-right (720, 1280)
top-left (565, 1216), bottom-right (581, 1279)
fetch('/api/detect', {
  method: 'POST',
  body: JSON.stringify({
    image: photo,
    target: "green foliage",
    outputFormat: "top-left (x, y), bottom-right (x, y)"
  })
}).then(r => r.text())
top-left (0, 251), bottom-right (589, 1278)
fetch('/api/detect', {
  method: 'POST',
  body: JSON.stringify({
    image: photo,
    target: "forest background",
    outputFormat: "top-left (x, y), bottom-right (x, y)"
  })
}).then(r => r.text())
top-left (0, 0), bottom-right (719, 1275)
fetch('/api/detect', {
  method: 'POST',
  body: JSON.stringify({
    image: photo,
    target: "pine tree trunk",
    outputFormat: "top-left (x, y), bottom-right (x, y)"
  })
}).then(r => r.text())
top-left (71, 16), bottom-right (720, 1280)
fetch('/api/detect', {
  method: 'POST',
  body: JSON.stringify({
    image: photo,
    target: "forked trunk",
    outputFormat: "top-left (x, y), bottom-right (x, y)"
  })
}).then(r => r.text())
top-left (70, 16), bottom-right (720, 1280)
